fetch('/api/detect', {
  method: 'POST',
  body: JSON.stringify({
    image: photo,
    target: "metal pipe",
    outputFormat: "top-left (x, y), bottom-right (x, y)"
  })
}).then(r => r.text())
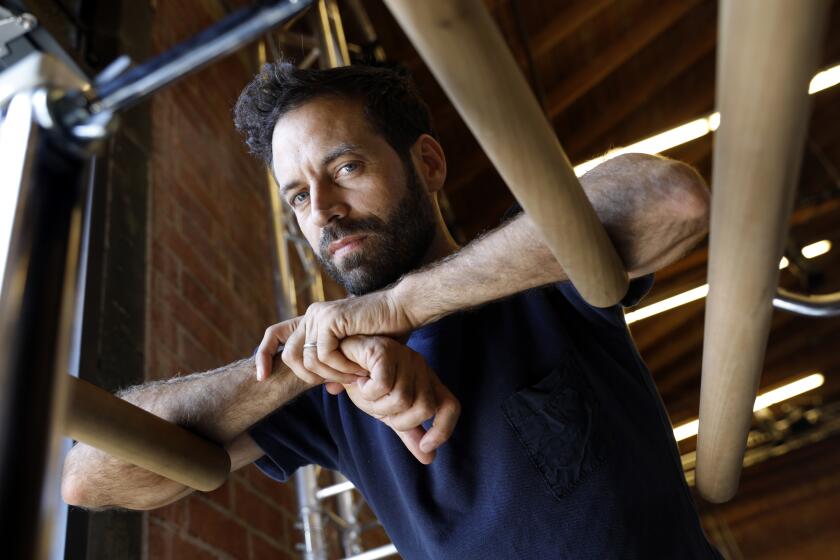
top-left (295, 466), bottom-right (328, 560)
top-left (315, 479), bottom-right (355, 500)
top-left (773, 288), bottom-right (840, 318)
top-left (383, 0), bottom-right (629, 307)
top-left (0, 90), bottom-right (84, 560)
top-left (326, 0), bottom-right (351, 66)
top-left (332, 473), bottom-right (362, 557)
top-left (697, 0), bottom-right (830, 503)
top-left (343, 544), bottom-right (399, 560)
top-left (88, 0), bottom-right (312, 116)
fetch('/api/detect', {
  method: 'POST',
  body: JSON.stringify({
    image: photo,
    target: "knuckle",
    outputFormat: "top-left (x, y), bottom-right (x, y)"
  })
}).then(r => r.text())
top-left (392, 418), bottom-right (411, 432)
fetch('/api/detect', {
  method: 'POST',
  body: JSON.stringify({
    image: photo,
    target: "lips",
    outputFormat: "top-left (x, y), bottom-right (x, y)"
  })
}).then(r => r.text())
top-left (328, 234), bottom-right (368, 257)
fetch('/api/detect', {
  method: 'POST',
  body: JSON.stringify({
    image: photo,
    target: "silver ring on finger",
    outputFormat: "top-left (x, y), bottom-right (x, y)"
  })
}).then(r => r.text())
top-left (303, 342), bottom-right (318, 350)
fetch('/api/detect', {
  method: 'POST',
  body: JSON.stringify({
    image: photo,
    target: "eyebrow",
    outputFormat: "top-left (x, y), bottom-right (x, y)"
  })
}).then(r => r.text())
top-left (279, 142), bottom-right (361, 198)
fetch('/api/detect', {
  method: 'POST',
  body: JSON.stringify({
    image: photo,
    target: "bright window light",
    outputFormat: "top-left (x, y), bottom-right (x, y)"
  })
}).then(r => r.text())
top-left (574, 64), bottom-right (840, 176)
top-left (801, 239), bottom-right (831, 259)
top-left (625, 239), bottom-right (832, 324)
top-left (809, 64), bottom-right (840, 94)
top-left (673, 372), bottom-right (825, 442)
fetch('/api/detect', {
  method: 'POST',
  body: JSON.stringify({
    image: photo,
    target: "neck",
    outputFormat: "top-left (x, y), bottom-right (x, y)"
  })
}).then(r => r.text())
top-left (421, 222), bottom-right (460, 265)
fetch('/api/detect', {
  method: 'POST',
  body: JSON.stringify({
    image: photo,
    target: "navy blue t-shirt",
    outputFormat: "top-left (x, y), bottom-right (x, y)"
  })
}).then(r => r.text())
top-left (249, 277), bottom-right (721, 559)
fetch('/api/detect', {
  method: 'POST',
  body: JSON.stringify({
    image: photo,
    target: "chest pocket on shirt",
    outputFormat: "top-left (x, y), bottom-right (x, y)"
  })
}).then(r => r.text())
top-left (502, 353), bottom-right (607, 500)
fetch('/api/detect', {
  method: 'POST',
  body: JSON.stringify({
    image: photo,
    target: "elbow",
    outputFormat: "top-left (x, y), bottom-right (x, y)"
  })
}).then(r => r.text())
top-left (61, 470), bottom-right (90, 508)
top-left (661, 159), bottom-right (710, 236)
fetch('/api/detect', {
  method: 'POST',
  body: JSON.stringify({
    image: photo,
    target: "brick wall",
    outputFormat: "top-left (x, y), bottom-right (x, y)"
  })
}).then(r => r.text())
top-left (145, 1), bottom-right (301, 558)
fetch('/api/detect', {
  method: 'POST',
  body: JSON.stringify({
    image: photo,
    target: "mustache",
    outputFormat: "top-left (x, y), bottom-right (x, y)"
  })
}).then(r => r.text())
top-left (319, 217), bottom-right (387, 256)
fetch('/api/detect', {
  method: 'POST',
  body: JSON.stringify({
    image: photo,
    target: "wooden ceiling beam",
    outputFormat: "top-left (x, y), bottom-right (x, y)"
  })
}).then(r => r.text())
top-left (529, 0), bottom-right (615, 59)
top-left (545, 0), bottom-right (700, 121)
top-left (565, 11), bottom-right (717, 160)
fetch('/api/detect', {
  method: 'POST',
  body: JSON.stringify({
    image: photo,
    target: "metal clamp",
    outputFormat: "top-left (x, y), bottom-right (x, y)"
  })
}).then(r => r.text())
top-left (0, 8), bottom-right (37, 59)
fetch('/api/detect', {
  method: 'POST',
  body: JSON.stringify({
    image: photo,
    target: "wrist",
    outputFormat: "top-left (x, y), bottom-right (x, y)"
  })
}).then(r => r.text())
top-left (390, 274), bottom-right (426, 329)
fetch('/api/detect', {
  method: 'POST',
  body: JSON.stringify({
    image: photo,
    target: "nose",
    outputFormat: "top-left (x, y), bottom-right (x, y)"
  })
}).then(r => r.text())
top-left (310, 180), bottom-right (348, 228)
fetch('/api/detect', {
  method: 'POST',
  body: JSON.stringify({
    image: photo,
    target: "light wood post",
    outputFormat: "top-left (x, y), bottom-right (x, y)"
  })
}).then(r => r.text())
top-left (697, 0), bottom-right (829, 503)
top-left (383, 0), bottom-right (628, 307)
top-left (64, 377), bottom-right (230, 492)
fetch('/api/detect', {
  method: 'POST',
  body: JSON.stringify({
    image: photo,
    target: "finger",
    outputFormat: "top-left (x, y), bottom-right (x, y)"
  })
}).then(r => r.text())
top-left (300, 313), bottom-right (362, 385)
top-left (324, 382), bottom-right (346, 395)
top-left (256, 327), bottom-right (278, 382)
top-left (387, 366), bottom-right (435, 431)
top-left (255, 318), bottom-right (301, 381)
top-left (388, 423), bottom-right (435, 465)
top-left (281, 326), bottom-right (322, 385)
top-left (302, 345), bottom-right (362, 384)
top-left (340, 337), bottom-right (396, 401)
top-left (388, 389), bottom-right (436, 432)
top-left (364, 365), bottom-right (415, 417)
top-left (419, 382), bottom-right (461, 453)
top-left (317, 326), bottom-right (365, 375)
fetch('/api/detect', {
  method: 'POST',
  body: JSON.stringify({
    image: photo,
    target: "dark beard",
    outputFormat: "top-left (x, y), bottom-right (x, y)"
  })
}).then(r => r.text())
top-left (315, 164), bottom-right (437, 295)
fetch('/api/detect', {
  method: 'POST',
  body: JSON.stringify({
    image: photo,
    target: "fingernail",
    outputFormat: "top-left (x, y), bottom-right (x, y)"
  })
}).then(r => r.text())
top-left (420, 440), bottom-right (433, 453)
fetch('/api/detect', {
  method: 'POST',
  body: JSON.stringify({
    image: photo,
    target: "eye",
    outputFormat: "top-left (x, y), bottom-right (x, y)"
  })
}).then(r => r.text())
top-left (290, 191), bottom-right (309, 207)
top-left (336, 161), bottom-right (360, 177)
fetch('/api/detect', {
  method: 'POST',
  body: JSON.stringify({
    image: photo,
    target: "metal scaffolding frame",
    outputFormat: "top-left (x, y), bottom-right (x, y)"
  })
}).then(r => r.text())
top-left (261, 2), bottom-right (396, 559)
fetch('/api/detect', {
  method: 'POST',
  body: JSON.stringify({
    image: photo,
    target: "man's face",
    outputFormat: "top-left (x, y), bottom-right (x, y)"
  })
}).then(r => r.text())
top-left (271, 96), bottom-right (436, 295)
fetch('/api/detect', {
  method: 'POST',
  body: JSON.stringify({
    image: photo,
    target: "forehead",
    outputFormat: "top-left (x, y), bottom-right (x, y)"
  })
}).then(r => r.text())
top-left (271, 96), bottom-right (379, 171)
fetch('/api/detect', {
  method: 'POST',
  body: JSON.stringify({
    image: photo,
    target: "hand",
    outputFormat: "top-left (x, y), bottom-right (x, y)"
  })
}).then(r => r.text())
top-left (339, 336), bottom-right (460, 464)
top-left (280, 289), bottom-right (417, 385)
top-left (255, 316), bottom-right (301, 381)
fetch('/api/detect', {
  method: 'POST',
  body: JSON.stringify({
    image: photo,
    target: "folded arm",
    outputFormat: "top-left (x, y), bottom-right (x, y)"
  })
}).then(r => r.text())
top-left (61, 354), bottom-right (312, 511)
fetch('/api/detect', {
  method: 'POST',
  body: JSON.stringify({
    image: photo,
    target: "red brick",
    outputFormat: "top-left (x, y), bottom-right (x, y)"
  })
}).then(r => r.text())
top-left (232, 480), bottom-right (287, 540)
top-left (159, 219), bottom-right (228, 300)
top-left (148, 519), bottom-right (174, 560)
top-left (202, 478), bottom-right (233, 509)
top-left (173, 185), bottom-right (217, 237)
top-left (281, 510), bottom-right (301, 551)
top-left (181, 269), bottom-right (233, 340)
top-left (148, 344), bottom-right (186, 381)
top-left (151, 499), bottom-right (187, 526)
top-left (241, 465), bottom-right (298, 514)
top-left (171, 534), bottom-right (219, 560)
top-left (188, 496), bottom-right (248, 560)
top-left (179, 211), bottom-right (227, 275)
top-left (149, 298), bottom-right (178, 356)
top-left (151, 239), bottom-right (180, 286)
top-left (249, 532), bottom-right (292, 560)
top-left (164, 285), bottom-right (236, 361)
top-left (178, 326), bottom-right (227, 373)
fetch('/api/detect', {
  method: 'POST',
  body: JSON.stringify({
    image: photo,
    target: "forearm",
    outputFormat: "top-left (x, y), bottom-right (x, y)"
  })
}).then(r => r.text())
top-left (396, 154), bottom-right (710, 325)
top-left (115, 355), bottom-right (310, 443)
top-left (397, 214), bottom-right (563, 325)
top-left (62, 355), bottom-right (312, 509)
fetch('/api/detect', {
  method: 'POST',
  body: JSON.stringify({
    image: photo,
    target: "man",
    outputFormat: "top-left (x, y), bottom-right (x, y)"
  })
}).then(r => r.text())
top-left (62, 62), bottom-right (719, 558)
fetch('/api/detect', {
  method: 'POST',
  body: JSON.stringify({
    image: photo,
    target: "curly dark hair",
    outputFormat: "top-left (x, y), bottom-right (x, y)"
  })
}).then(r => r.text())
top-left (233, 61), bottom-right (438, 166)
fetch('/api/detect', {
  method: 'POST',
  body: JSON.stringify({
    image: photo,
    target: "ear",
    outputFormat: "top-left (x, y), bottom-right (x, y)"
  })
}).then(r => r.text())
top-left (410, 134), bottom-right (447, 194)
